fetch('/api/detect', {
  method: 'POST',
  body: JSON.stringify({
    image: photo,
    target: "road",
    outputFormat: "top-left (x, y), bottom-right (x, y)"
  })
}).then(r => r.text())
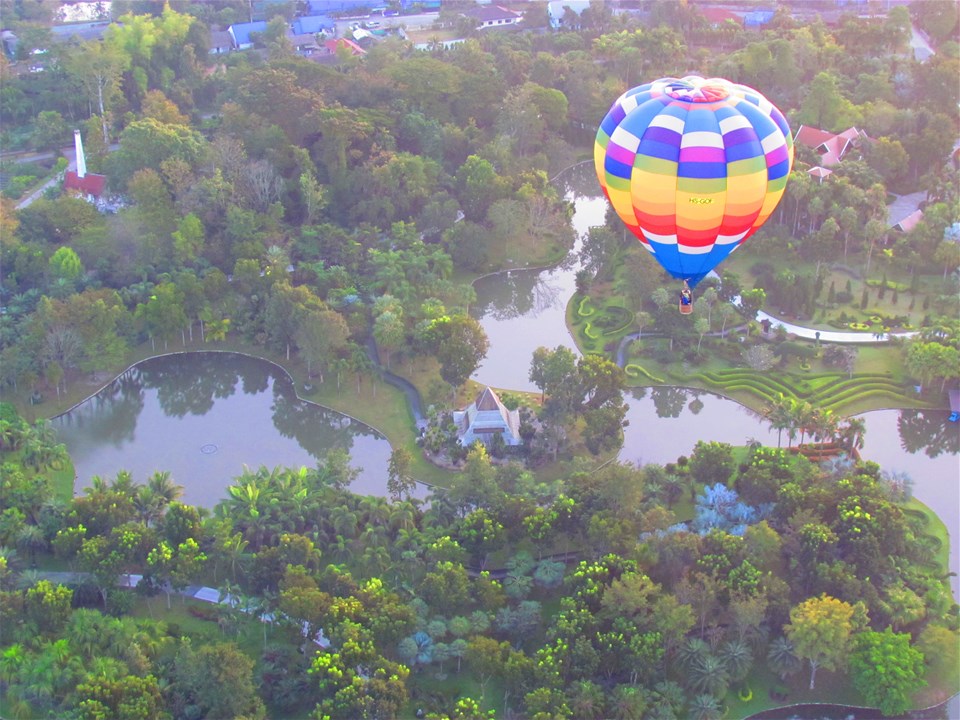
top-left (15, 151), bottom-right (75, 209)
top-left (332, 10), bottom-right (439, 39)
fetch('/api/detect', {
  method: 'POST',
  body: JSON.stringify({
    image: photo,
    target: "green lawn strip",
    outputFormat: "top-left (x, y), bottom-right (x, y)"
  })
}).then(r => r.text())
top-left (904, 497), bottom-right (952, 573)
top-left (50, 459), bottom-right (75, 503)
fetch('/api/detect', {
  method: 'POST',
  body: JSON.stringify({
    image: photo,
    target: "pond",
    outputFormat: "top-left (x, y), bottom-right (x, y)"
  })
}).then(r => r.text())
top-left (52, 352), bottom-right (398, 508)
top-left (471, 162), bottom-right (602, 391)
top-left (473, 162), bottom-right (960, 595)
top-left (617, 387), bottom-right (960, 597)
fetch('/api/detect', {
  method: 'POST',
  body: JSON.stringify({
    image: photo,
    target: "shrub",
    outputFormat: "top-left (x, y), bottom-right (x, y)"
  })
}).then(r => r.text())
top-left (775, 341), bottom-right (817, 359)
top-left (834, 291), bottom-right (853, 304)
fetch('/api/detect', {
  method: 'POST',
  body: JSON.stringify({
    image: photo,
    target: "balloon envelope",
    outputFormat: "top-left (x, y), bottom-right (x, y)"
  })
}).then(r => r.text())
top-left (594, 76), bottom-right (793, 288)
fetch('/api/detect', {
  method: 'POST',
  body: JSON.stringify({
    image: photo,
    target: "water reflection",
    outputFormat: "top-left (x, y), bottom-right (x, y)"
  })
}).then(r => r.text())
top-left (618, 391), bottom-right (959, 597)
top-left (471, 163), bottom-right (605, 391)
top-left (897, 409), bottom-right (960, 458)
top-left (53, 353), bottom-right (395, 508)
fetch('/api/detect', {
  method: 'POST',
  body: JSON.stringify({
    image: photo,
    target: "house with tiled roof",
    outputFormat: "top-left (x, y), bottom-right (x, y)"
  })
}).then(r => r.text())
top-left (228, 21), bottom-right (267, 50)
top-left (453, 387), bottom-right (523, 448)
top-left (698, 7), bottom-right (743, 27)
top-left (464, 5), bottom-right (522, 30)
top-left (209, 29), bottom-right (233, 55)
top-left (891, 208), bottom-right (923, 233)
top-left (322, 37), bottom-right (366, 57)
top-left (794, 125), bottom-right (870, 168)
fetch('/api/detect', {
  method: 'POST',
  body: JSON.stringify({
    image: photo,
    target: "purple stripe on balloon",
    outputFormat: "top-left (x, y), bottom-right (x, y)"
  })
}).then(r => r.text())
top-left (642, 125), bottom-right (682, 146)
top-left (606, 142), bottom-right (637, 167)
top-left (722, 127), bottom-right (757, 146)
top-left (679, 146), bottom-right (725, 163)
top-left (765, 145), bottom-right (789, 167)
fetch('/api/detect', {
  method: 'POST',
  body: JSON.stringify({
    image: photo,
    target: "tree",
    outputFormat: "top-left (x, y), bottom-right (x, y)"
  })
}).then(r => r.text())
top-left (466, 636), bottom-right (510, 701)
top-left (24, 580), bottom-right (72, 636)
top-left (32, 111), bottom-right (70, 155)
top-left (688, 441), bottom-right (736, 487)
top-left (785, 594), bottom-right (860, 690)
top-left (387, 447), bottom-right (416, 502)
top-left (425, 314), bottom-right (489, 395)
top-left (73, 674), bottom-right (164, 720)
top-left (171, 213), bottom-right (204, 268)
top-left (63, 42), bottom-right (128, 144)
top-left (849, 628), bottom-right (925, 716)
top-left (582, 400), bottom-right (629, 455)
top-left (48, 246), bottom-right (84, 285)
top-left (295, 308), bottom-right (349, 382)
top-left (173, 641), bottom-right (266, 719)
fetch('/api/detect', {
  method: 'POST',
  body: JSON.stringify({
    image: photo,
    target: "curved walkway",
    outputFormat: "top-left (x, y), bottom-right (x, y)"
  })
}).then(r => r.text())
top-left (755, 310), bottom-right (917, 344)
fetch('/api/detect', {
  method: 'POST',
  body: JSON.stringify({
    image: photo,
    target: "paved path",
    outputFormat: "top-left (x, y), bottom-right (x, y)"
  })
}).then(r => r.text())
top-left (15, 155), bottom-right (74, 209)
top-left (755, 310), bottom-right (916, 344)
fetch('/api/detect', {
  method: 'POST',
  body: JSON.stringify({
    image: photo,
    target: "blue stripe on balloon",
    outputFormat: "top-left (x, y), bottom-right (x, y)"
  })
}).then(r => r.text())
top-left (604, 156), bottom-right (634, 179)
top-left (683, 107), bottom-right (717, 133)
top-left (767, 158), bottom-right (791, 180)
top-left (639, 138), bottom-right (681, 163)
top-left (725, 138), bottom-right (763, 163)
top-left (678, 161), bottom-right (727, 179)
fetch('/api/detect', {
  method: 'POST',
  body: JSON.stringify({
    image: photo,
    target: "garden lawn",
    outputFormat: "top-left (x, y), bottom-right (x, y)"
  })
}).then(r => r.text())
top-left (728, 666), bottom-right (866, 720)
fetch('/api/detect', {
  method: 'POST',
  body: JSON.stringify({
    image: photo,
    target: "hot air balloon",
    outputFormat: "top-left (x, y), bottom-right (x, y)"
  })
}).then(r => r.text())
top-left (594, 76), bottom-right (793, 312)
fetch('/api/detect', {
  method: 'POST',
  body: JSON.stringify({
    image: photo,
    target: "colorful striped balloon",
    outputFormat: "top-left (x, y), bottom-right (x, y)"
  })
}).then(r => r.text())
top-left (594, 76), bottom-right (793, 289)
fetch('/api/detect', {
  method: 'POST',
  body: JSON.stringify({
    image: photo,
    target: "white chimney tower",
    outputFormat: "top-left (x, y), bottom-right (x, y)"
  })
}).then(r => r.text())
top-left (74, 128), bottom-right (87, 179)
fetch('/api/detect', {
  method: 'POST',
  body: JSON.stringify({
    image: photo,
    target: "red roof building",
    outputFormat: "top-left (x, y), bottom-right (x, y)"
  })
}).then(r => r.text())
top-left (64, 170), bottom-right (106, 200)
top-left (892, 209), bottom-right (923, 233)
top-left (699, 7), bottom-right (743, 27)
top-left (794, 125), bottom-right (870, 167)
top-left (322, 37), bottom-right (365, 56)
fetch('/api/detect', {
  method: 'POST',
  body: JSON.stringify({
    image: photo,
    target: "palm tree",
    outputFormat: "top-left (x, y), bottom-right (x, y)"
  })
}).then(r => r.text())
top-left (767, 635), bottom-right (801, 680)
top-left (223, 532), bottom-right (250, 583)
top-left (689, 693), bottom-right (723, 720)
top-left (677, 636), bottom-right (710, 672)
top-left (687, 653), bottom-right (730, 698)
top-left (719, 638), bottom-right (753, 682)
top-left (147, 471), bottom-right (183, 507)
top-left (15, 525), bottom-right (45, 568)
top-left (794, 400), bottom-right (816, 447)
top-left (837, 416), bottom-right (866, 454)
top-left (809, 407), bottom-right (838, 445)
top-left (765, 394), bottom-right (794, 448)
top-left (133, 487), bottom-right (163, 527)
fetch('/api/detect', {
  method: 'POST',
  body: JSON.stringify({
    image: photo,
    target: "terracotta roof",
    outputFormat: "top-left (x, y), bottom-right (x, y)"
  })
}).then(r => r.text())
top-left (699, 7), bottom-right (742, 25)
top-left (323, 37), bottom-right (365, 55)
top-left (794, 125), bottom-right (835, 148)
top-left (893, 209), bottom-right (923, 233)
top-left (794, 125), bottom-right (868, 168)
top-left (64, 171), bottom-right (106, 197)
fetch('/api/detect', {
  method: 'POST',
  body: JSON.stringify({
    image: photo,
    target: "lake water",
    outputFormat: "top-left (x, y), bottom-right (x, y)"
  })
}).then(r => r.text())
top-left (52, 166), bottom-right (959, 598)
top-left (52, 352), bottom-right (395, 508)
top-left (472, 163), bottom-right (960, 595)
top-left (471, 162), bottom-right (602, 391)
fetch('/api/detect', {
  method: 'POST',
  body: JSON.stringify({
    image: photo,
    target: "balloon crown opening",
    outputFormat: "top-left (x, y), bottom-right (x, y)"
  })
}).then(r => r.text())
top-left (666, 79), bottom-right (730, 103)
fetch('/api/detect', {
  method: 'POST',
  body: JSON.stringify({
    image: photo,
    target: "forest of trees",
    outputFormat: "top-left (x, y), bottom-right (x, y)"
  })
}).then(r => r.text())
top-left (0, 0), bottom-right (959, 717)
